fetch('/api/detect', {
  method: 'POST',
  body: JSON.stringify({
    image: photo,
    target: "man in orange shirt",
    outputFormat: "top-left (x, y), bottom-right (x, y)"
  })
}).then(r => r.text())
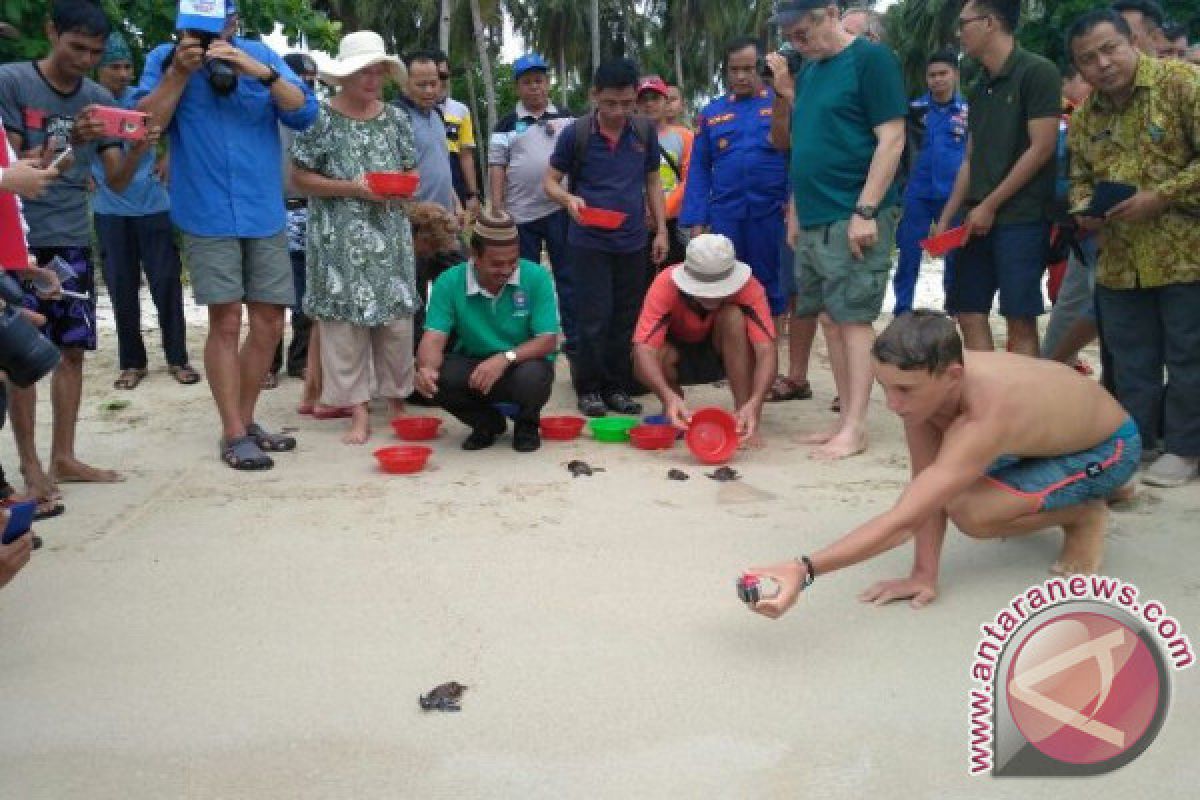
top-left (633, 234), bottom-right (777, 443)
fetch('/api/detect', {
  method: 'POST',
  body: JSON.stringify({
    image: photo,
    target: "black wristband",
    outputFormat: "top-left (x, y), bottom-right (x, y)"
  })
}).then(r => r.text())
top-left (260, 66), bottom-right (281, 87)
top-left (798, 555), bottom-right (816, 589)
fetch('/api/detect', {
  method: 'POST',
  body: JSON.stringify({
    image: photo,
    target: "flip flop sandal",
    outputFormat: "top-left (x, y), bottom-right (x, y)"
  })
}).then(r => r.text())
top-left (220, 436), bottom-right (274, 471)
top-left (247, 422), bottom-right (297, 452)
top-left (113, 368), bottom-right (148, 390)
top-left (312, 406), bottom-right (354, 420)
top-left (765, 376), bottom-right (812, 402)
top-left (169, 364), bottom-right (202, 385)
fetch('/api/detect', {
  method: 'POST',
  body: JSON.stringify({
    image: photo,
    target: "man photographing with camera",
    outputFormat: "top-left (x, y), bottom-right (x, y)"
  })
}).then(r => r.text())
top-left (137, 0), bottom-right (317, 470)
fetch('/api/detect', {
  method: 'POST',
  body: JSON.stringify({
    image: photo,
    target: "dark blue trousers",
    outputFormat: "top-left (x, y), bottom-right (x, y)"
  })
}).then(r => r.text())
top-left (518, 210), bottom-right (576, 352)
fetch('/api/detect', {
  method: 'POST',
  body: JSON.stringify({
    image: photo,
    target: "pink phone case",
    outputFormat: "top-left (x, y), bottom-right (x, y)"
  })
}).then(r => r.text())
top-left (92, 107), bottom-right (148, 142)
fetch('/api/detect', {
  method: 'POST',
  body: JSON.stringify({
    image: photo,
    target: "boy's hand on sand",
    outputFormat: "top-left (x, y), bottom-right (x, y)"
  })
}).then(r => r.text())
top-left (746, 560), bottom-right (806, 620)
top-left (858, 576), bottom-right (937, 609)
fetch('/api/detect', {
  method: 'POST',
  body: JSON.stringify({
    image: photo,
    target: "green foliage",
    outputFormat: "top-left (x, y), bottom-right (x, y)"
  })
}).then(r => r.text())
top-left (0, 0), bottom-right (337, 66)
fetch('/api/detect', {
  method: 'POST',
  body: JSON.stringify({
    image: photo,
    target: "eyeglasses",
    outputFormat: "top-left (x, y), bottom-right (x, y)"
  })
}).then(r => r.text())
top-left (956, 14), bottom-right (990, 31)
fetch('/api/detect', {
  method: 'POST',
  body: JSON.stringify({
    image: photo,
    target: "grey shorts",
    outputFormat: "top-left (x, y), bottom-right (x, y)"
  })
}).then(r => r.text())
top-left (794, 207), bottom-right (899, 324)
top-left (181, 231), bottom-right (295, 307)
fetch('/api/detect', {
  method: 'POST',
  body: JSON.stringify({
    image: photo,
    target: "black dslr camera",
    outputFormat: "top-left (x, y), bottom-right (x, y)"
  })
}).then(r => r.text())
top-left (169, 29), bottom-right (238, 96)
top-left (0, 273), bottom-right (61, 388)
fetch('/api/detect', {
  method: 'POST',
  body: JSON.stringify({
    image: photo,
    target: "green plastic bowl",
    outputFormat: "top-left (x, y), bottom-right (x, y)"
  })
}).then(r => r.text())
top-left (588, 416), bottom-right (640, 442)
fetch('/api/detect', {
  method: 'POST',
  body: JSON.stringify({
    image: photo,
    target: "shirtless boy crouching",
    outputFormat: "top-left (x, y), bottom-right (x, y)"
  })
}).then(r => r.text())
top-left (748, 311), bottom-right (1140, 618)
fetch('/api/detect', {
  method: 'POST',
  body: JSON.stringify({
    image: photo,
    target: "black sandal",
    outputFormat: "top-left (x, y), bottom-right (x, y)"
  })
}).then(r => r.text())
top-left (169, 364), bottom-right (201, 385)
top-left (220, 436), bottom-right (274, 470)
top-left (246, 422), bottom-right (297, 452)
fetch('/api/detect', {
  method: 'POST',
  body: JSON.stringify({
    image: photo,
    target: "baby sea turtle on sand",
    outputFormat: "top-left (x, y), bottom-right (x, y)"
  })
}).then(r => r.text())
top-left (706, 466), bottom-right (740, 482)
top-left (419, 681), bottom-right (467, 712)
top-left (667, 468), bottom-right (690, 481)
top-left (567, 460), bottom-right (604, 477)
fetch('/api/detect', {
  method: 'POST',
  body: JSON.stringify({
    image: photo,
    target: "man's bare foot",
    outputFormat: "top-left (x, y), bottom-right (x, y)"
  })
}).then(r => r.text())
top-left (342, 406), bottom-right (371, 445)
top-left (811, 428), bottom-right (867, 461)
top-left (51, 457), bottom-right (123, 484)
top-left (797, 426), bottom-right (840, 446)
top-left (20, 463), bottom-right (61, 501)
top-left (740, 433), bottom-right (766, 450)
top-left (1107, 480), bottom-right (1137, 507)
top-left (1051, 500), bottom-right (1107, 576)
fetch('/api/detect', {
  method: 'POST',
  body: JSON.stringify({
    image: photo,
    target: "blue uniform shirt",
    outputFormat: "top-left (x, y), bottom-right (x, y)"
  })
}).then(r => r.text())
top-left (680, 88), bottom-right (789, 226)
top-left (134, 38), bottom-right (317, 237)
top-left (905, 91), bottom-right (967, 201)
top-left (91, 88), bottom-right (170, 217)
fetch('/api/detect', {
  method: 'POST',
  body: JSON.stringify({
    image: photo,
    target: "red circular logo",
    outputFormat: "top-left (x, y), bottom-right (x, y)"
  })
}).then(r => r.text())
top-left (1006, 611), bottom-right (1160, 765)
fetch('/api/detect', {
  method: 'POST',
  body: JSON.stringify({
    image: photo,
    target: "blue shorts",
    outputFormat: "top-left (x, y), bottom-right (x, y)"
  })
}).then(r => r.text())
top-left (986, 418), bottom-right (1141, 511)
top-left (948, 221), bottom-right (1048, 318)
top-left (26, 247), bottom-right (97, 351)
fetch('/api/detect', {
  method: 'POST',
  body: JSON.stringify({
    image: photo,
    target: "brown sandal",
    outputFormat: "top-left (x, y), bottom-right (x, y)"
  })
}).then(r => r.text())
top-left (169, 364), bottom-right (201, 385)
top-left (765, 375), bottom-right (812, 402)
top-left (113, 368), bottom-right (148, 390)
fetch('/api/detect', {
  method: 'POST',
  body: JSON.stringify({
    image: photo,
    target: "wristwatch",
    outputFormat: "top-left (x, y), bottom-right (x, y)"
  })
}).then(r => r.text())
top-left (503, 350), bottom-right (517, 365)
top-left (853, 204), bottom-right (878, 220)
top-left (260, 66), bottom-right (281, 87)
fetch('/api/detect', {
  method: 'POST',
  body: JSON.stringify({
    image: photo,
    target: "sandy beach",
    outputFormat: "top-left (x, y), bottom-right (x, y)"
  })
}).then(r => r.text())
top-left (0, 265), bottom-right (1197, 798)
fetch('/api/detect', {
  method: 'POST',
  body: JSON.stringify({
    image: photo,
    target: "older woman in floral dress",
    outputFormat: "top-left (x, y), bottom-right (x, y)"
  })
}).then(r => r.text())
top-left (290, 31), bottom-right (420, 444)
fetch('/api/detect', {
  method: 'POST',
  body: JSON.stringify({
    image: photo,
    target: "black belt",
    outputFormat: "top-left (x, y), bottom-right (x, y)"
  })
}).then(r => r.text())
top-left (286, 198), bottom-right (307, 210)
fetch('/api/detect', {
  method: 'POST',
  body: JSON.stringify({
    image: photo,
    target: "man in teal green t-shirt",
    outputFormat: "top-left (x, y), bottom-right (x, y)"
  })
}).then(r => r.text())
top-left (772, 0), bottom-right (906, 460)
top-left (416, 209), bottom-right (560, 452)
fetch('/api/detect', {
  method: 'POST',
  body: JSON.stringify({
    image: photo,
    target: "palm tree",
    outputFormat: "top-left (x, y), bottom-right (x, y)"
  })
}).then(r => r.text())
top-left (440, 0), bottom-right (453, 53)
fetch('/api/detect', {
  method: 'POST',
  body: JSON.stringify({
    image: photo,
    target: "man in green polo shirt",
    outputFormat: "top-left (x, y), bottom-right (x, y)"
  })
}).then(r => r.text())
top-left (936, 0), bottom-right (1061, 357)
top-left (415, 209), bottom-right (560, 452)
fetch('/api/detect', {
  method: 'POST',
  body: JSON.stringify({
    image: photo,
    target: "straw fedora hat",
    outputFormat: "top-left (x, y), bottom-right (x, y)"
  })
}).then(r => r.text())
top-left (671, 234), bottom-right (753, 298)
top-left (319, 31), bottom-right (406, 86)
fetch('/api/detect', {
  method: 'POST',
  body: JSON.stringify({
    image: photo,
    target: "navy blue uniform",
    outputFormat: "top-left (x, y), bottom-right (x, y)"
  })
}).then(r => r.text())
top-left (894, 92), bottom-right (967, 313)
top-left (681, 88), bottom-right (790, 315)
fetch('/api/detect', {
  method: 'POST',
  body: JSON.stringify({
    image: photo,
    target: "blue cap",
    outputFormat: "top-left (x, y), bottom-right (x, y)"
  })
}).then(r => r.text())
top-left (513, 53), bottom-right (549, 80)
top-left (770, 0), bottom-right (829, 26)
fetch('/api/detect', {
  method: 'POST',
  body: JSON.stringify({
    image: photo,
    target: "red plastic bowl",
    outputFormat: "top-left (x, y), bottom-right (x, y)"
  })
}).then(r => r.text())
top-left (540, 415), bottom-right (586, 441)
top-left (685, 407), bottom-right (738, 464)
top-left (390, 416), bottom-right (442, 441)
top-left (578, 207), bottom-right (628, 230)
top-left (628, 424), bottom-right (677, 451)
top-left (365, 171), bottom-right (421, 198)
top-left (920, 225), bottom-right (968, 257)
top-left (373, 445), bottom-right (432, 474)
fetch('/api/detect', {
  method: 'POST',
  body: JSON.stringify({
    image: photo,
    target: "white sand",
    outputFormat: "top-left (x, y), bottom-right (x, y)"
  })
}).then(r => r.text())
top-left (0, 263), bottom-right (1196, 798)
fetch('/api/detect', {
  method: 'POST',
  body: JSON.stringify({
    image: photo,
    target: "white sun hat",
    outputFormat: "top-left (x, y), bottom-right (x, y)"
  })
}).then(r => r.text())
top-left (671, 233), bottom-right (753, 298)
top-left (318, 30), bottom-right (406, 86)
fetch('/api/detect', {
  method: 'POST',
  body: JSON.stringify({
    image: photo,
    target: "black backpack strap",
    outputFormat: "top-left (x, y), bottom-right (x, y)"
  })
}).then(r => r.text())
top-left (659, 143), bottom-right (682, 182)
top-left (569, 111), bottom-right (593, 192)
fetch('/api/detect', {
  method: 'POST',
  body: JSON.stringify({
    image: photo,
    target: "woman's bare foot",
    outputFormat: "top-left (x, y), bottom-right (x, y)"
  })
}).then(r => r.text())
top-left (51, 457), bottom-right (122, 483)
top-left (1051, 500), bottom-right (1107, 576)
top-left (797, 425), bottom-right (841, 446)
top-left (811, 428), bottom-right (867, 461)
top-left (21, 463), bottom-right (62, 501)
top-left (342, 405), bottom-right (371, 445)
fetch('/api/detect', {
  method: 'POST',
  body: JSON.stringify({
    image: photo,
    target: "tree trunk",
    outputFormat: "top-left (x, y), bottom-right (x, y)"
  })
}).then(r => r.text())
top-left (468, 0), bottom-right (497, 172)
top-left (590, 0), bottom-right (600, 76)
top-left (673, 2), bottom-right (684, 89)
top-left (558, 40), bottom-right (569, 109)
top-left (439, 0), bottom-right (453, 55)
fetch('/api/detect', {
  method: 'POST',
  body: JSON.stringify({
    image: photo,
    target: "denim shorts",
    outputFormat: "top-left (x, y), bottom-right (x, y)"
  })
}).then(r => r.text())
top-left (948, 221), bottom-right (1048, 318)
top-left (986, 417), bottom-right (1141, 511)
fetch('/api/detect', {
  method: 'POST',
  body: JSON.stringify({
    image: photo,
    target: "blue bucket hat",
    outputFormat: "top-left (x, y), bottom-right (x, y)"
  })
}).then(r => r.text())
top-left (98, 32), bottom-right (132, 67)
top-left (513, 53), bottom-right (549, 80)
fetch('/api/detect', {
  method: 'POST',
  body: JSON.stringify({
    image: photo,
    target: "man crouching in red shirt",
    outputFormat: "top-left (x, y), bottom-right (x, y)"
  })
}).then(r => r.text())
top-left (633, 233), bottom-right (777, 444)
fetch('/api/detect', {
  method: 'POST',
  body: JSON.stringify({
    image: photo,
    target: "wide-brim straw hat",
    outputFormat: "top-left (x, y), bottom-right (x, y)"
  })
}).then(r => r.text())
top-left (671, 233), bottom-right (753, 298)
top-left (319, 31), bottom-right (406, 86)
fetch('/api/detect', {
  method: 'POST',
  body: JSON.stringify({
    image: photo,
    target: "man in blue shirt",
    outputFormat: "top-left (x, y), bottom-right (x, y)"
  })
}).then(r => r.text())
top-left (681, 37), bottom-right (790, 319)
top-left (137, 0), bottom-right (316, 470)
top-left (544, 58), bottom-right (668, 417)
top-left (893, 50), bottom-right (967, 313)
top-left (93, 33), bottom-right (196, 392)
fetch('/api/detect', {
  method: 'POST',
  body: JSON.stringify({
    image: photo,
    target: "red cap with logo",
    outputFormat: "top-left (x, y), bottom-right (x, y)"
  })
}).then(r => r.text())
top-left (637, 75), bottom-right (669, 97)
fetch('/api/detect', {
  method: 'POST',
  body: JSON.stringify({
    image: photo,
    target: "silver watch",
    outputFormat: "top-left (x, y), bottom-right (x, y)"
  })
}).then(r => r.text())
top-left (504, 350), bottom-right (517, 364)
